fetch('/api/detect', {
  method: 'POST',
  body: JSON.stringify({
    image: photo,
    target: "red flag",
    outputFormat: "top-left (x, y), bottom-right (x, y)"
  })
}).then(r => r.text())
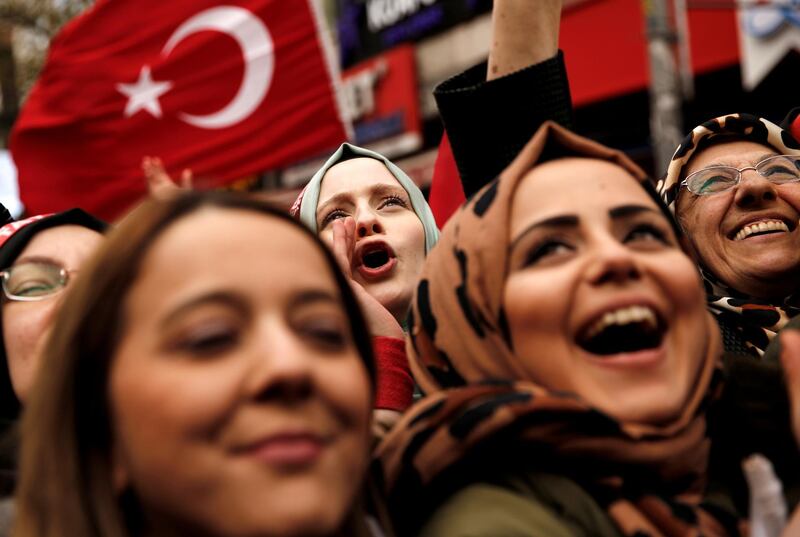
top-left (428, 133), bottom-right (465, 228)
top-left (11, 0), bottom-right (350, 220)
top-left (789, 109), bottom-right (800, 143)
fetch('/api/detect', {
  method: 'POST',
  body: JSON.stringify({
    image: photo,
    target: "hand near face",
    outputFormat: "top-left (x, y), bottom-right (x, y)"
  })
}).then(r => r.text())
top-left (142, 156), bottom-right (193, 200)
top-left (331, 217), bottom-right (404, 340)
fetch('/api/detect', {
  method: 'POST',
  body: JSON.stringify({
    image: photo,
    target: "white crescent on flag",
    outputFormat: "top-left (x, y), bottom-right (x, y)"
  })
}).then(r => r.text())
top-left (116, 5), bottom-right (275, 129)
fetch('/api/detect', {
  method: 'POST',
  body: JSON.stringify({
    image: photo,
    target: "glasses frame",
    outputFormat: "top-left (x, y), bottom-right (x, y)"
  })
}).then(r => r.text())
top-left (0, 261), bottom-right (71, 302)
top-left (680, 154), bottom-right (800, 196)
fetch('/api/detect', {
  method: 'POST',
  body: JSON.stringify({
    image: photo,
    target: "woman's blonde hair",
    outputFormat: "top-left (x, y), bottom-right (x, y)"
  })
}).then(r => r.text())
top-left (13, 192), bottom-right (374, 537)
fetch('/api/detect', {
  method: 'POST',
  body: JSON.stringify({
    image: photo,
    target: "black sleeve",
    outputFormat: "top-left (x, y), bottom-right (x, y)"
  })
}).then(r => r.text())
top-left (434, 50), bottom-right (574, 199)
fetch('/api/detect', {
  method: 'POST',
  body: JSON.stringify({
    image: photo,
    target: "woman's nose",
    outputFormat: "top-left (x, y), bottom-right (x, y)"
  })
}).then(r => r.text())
top-left (245, 323), bottom-right (313, 402)
top-left (356, 211), bottom-right (384, 238)
top-left (734, 169), bottom-right (778, 208)
top-left (585, 240), bottom-right (641, 286)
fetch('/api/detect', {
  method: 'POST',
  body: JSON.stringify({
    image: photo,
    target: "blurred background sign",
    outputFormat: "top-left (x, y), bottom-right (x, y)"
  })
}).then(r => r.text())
top-left (342, 44), bottom-right (422, 156)
top-left (337, 0), bottom-right (492, 67)
top-left (737, 0), bottom-right (800, 90)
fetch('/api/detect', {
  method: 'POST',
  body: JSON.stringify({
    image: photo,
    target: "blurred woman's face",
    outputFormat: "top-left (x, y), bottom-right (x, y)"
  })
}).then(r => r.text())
top-left (109, 208), bottom-right (372, 537)
top-left (676, 141), bottom-right (800, 299)
top-left (2, 225), bottom-right (103, 402)
top-left (503, 158), bottom-right (708, 425)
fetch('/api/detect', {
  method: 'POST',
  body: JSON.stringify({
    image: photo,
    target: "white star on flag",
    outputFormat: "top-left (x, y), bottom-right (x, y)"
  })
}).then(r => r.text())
top-left (116, 66), bottom-right (173, 118)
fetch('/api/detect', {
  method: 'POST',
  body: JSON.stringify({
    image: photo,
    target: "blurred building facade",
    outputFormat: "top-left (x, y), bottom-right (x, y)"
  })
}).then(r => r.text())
top-left (2, 0), bottom-right (799, 211)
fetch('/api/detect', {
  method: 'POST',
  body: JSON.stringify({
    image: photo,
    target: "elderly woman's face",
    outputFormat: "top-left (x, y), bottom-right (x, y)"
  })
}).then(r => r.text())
top-left (2, 225), bottom-right (103, 402)
top-left (503, 158), bottom-right (708, 425)
top-left (109, 208), bottom-right (372, 537)
top-left (316, 158), bottom-right (426, 322)
top-left (676, 141), bottom-right (800, 298)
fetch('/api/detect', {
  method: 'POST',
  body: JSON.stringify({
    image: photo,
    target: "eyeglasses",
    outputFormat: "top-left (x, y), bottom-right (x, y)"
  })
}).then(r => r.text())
top-left (681, 154), bottom-right (800, 195)
top-left (0, 261), bottom-right (71, 302)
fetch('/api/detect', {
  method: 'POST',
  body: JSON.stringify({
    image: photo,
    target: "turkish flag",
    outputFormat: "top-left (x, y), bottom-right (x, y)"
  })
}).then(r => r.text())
top-left (11, 0), bottom-right (350, 220)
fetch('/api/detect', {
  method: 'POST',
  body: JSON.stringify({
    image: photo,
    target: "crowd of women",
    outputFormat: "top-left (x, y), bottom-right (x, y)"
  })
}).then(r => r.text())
top-left (2, 0), bottom-right (800, 535)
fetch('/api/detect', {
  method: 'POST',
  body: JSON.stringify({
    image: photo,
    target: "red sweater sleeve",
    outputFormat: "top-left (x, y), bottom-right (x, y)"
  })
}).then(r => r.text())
top-left (372, 336), bottom-right (414, 412)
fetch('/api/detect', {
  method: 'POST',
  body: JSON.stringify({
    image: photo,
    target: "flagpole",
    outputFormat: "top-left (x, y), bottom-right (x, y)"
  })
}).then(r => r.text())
top-left (643, 0), bottom-right (685, 175)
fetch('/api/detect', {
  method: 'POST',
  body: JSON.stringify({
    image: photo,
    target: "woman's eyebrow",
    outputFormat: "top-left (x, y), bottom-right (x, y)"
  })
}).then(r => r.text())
top-left (12, 255), bottom-right (62, 267)
top-left (317, 192), bottom-right (353, 216)
top-left (510, 215), bottom-right (579, 251)
top-left (706, 152), bottom-right (778, 168)
top-left (288, 289), bottom-right (340, 309)
top-left (369, 183), bottom-right (408, 199)
top-left (160, 291), bottom-right (249, 328)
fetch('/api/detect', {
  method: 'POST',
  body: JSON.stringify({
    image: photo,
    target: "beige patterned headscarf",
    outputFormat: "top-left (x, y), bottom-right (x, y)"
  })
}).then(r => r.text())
top-left (655, 113), bottom-right (800, 357)
top-left (377, 122), bottom-right (736, 537)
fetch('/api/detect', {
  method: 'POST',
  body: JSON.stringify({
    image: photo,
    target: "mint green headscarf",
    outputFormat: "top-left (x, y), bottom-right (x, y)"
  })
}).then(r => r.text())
top-left (295, 143), bottom-right (439, 253)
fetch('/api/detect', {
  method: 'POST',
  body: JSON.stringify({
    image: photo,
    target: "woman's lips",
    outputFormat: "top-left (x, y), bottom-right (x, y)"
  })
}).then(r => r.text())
top-left (355, 257), bottom-right (397, 281)
top-left (238, 433), bottom-right (328, 467)
top-left (580, 340), bottom-right (667, 370)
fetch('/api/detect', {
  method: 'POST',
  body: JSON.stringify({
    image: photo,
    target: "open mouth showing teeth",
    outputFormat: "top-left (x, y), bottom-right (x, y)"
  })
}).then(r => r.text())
top-left (360, 244), bottom-right (393, 269)
top-left (733, 220), bottom-right (792, 241)
top-left (577, 305), bottom-right (664, 356)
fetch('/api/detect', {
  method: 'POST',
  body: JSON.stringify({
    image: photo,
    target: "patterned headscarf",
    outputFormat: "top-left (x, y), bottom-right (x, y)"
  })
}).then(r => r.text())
top-left (377, 122), bottom-right (734, 537)
top-left (656, 113), bottom-right (800, 356)
top-left (291, 143), bottom-right (439, 254)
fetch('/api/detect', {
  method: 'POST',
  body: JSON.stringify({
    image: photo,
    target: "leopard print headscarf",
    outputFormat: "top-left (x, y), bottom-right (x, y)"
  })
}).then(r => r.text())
top-left (656, 113), bottom-right (800, 357)
top-left (377, 122), bottom-right (736, 537)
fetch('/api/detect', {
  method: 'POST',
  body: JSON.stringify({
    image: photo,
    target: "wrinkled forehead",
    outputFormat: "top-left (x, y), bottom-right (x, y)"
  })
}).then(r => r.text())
top-left (684, 140), bottom-right (777, 176)
top-left (317, 157), bottom-right (404, 206)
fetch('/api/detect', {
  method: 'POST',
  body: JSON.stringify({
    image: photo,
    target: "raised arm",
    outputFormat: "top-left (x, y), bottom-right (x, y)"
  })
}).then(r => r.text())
top-left (487, 0), bottom-right (562, 81)
top-left (434, 0), bottom-right (574, 198)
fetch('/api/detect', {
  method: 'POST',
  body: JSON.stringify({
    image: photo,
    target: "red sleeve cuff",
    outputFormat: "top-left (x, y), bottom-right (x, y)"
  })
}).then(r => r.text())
top-left (372, 336), bottom-right (414, 411)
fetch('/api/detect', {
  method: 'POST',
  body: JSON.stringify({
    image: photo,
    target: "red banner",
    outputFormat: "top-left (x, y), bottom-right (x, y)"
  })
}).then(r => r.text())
top-left (11, 0), bottom-right (350, 220)
top-left (561, 0), bottom-right (739, 106)
top-left (342, 44), bottom-right (421, 155)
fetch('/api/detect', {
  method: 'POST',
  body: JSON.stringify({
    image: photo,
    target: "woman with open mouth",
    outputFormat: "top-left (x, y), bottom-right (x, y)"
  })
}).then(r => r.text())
top-left (12, 193), bottom-right (380, 537)
top-left (376, 122), bottom-right (777, 536)
top-left (656, 114), bottom-right (800, 358)
top-left (294, 143), bottom-right (439, 435)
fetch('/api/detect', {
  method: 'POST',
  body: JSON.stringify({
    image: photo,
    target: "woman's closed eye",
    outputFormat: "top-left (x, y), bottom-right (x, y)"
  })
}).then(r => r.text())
top-left (523, 239), bottom-right (575, 267)
top-left (377, 195), bottom-right (408, 210)
top-left (320, 209), bottom-right (349, 228)
top-left (170, 322), bottom-right (240, 357)
top-left (296, 316), bottom-right (348, 351)
top-left (624, 223), bottom-right (672, 247)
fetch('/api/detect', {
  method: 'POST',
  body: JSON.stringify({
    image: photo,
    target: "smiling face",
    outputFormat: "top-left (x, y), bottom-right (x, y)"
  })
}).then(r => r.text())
top-left (109, 208), bottom-right (372, 537)
top-left (2, 225), bottom-right (103, 402)
top-left (503, 158), bottom-right (708, 425)
top-left (676, 141), bottom-right (800, 299)
top-left (316, 157), bottom-right (426, 322)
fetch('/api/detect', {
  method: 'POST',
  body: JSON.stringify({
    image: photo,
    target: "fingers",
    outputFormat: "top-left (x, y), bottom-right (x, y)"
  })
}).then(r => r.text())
top-left (142, 156), bottom-right (193, 199)
top-left (331, 218), bottom-right (354, 278)
top-left (344, 215), bottom-right (356, 257)
top-left (179, 168), bottom-right (194, 189)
